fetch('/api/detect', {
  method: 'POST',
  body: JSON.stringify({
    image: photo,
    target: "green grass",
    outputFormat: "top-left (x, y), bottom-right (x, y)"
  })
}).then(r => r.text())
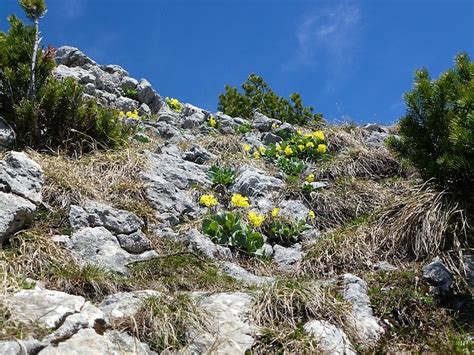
top-left (130, 253), bottom-right (238, 292)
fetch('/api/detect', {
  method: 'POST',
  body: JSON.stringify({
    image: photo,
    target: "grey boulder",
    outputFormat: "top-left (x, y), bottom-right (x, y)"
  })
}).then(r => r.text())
top-left (66, 227), bottom-right (157, 274)
top-left (232, 166), bottom-right (284, 197)
top-left (69, 201), bottom-right (144, 234)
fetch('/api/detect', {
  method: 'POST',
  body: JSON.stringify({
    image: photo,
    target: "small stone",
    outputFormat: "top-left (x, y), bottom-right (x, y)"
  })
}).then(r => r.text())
top-left (422, 257), bottom-right (453, 294)
top-left (220, 262), bottom-right (274, 286)
top-left (304, 319), bottom-right (356, 355)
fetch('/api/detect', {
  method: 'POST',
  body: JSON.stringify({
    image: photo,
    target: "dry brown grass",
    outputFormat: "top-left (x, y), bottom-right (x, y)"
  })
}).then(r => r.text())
top-left (318, 146), bottom-right (406, 181)
top-left (370, 183), bottom-right (470, 263)
top-left (115, 293), bottom-right (212, 353)
top-left (307, 178), bottom-right (401, 232)
top-left (250, 278), bottom-right (353, 353)
top-left (28, 142), bottom-right (158, 223)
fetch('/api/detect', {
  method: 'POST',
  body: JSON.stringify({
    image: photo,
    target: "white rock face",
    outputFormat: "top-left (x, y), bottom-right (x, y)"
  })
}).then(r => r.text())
top-left (184, 229), bottom-right (231, 259)
top-left (304, 319), bottom-right (356, 355)
top-left (99, 290), bottom-right (161, 321)
top-left (342, 274), bottom-right (384, 345)
top-left (6, 289), bottom-right (86, 329)
top-left (220, 261), bottom-right (274, 286)
top-left (0, 192), bottom-right (36, 243)
top-left (232, 165), bottom-right (285, 197)
top-left (67, 227), bottom-right (157, 274)
top-left (188, 292), bottom-right (256, 354)
top-left (39, 328), bottom-right (154, 355)
top-left (0, 151), bottom-right (44, 204)
top-left (273, 244), bottom-right (303, 270)
top-left (69, 200), bottom-right (144, 234)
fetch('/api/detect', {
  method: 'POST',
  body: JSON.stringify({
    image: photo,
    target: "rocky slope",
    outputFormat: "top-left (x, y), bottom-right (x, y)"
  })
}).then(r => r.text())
top-left (0, 47), bottom-right (473, 354)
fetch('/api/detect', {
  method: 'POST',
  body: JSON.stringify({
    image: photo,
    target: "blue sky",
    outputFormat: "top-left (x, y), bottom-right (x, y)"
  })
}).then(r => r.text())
top-left (1, 0), bottom-right (473, 124)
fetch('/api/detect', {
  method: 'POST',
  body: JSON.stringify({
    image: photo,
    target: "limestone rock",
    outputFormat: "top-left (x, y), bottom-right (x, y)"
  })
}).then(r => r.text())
top-left (137, 79), bottom-right (155, 105)
top-left (189, 292), bottom-right (255, 354)
top-left (0, 192), bottom-right (36, 244)
top-left (55, 46), bottom-right (96, 67)
top-left (116, 230), bottom-right (152, 254)
top-left (304, 320), bottom-right (356, 355)
top-left (253, 112), bottom-right (280, 132)
top-left (220, 262), bottom-right (274, 286)
top-left (69, 201), bottom-right (144, 234)
top-left (39, 328), bottom-right (154, 355)
top-left (232, 166), bottom-right (284, 197)
top-left (6, 289), bottom-right (86, 329)
top-left (273, 244), bottom-right (303, 270)
top-left (0, 339), bottom-right (45, 355)
top-left (99, 290), bottom-right (161, 321)
top-left (184, 229), bottom-right (231, 259)
top-left (279, 199), bottom-right (309, 221)
top-left (67, 227), bottom-right (157, 274)
top-left (342, 274), bottom-right (384, 345)
top-left (0, 151), bottom-right (44, 204)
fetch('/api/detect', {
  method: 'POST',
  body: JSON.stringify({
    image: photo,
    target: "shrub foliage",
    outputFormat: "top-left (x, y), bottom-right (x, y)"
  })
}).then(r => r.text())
top-left (218, 74), bottom-right (323, 124)
top-left (0, 2), bottom-right (131, 152)
top-left (388, 53), bottom-right (473, 196)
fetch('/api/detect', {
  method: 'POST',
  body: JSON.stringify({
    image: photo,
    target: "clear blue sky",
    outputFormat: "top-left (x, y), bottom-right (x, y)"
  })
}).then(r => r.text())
top-left (1, 0), bottom-right (473, 124)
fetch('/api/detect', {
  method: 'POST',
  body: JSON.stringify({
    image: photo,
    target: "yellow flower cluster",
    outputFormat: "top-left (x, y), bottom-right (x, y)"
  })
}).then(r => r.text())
top-left (305, 174), bottom-right (315, 183)
top-left (200, 194), bottom-right (218, 207)
top-left (271, 207), bottom-right (280, 218)
top-left (248, 211), bottom-right (266, 227)
top-left (231, 193), bottom-right (250, 208)
top-left (119, 110), bottom-right (139, 119)
top-left (165, 97), bottom-right (183, 112)
top-left (284, 146), bottom-right (293, 156)
top-left (209, 116), bottom-right (217, 128)
top-left (308, 210), bottom-right (316, 219)
top-left (304, 130), bottom-right (325, 141)
top-left (242, 144), bottom-right (251, 152)
top-left (253, 151), bottom-right (261, 159)
top-left (317, 144), bottom-right (327, 154)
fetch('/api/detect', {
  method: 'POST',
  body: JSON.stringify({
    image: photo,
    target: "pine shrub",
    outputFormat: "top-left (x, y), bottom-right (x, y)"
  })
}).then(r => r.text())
top-left (218, 74), bottom-right (323, 124)
top-left (0, 3), bottom-right (132, 152)
top-left (388, 53), bottom-right (474, 200)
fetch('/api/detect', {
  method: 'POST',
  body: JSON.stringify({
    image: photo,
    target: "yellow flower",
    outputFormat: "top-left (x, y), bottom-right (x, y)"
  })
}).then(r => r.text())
top-left (284, 146), bottom-right (293, 156)
top-left (308, 210), bottom-right (316, 219)
top-left (119, 111), bottom-right (126, 118)
top-left (248, 211), bottom-right (266, 227)
top-left (304, 133), bottom-right (312, 138)
top-left (272, 123), bottom-right (279, 130)
top-left (312, 131), bottom-right (325, 140)
top-left (275, 143), bottom-right (282, 152)
top-left (275, 153), bottom-right (281, 158)
top-left (306, 141), bottom-right (315, 149)
top-left (271, 208), bottom-right (280, 218)
top-left (231, 193), bottom-right (250, 208)
top-left (258, 146), bottom-right (266, 154)
top-left (297, 130), bottom-right (302, 135)
top-left (199, 194), bottom-right (218, 207)
top-left (298, 144), bottom-right (305, 151)
top-left (253, 151), bottom-right (261, 159)
top-left (242, 144), bottom-right (251, 152)
top-left (306, 174), bottom-right (315, 183)
top-left (317, 144), bottom-right (327, 154)
top-left (209, 116), bottom-right (217, 128)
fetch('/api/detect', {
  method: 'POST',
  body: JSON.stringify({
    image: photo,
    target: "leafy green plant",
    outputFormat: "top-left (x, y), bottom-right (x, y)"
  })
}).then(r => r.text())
top-left (264, 219), bottom-right (310, 247)
top-left (387, 53), bottom-right (474, 198)
top-left (123, 87), bottom-right (138, 100)
top-left (0, 1), bottom-right (132, 152)
top-left (165, 97), bottom-right (183, 113)
top-left (276, 157), bottom-right (305, 177)
top-left (235, 122), bottom-right (253, 134)
top-left (208, 165), bottom-right (236, 186)
top-left (202, 211), bottom-right (265, 255)
top-left (218, 74), bottom-right (323, 124)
